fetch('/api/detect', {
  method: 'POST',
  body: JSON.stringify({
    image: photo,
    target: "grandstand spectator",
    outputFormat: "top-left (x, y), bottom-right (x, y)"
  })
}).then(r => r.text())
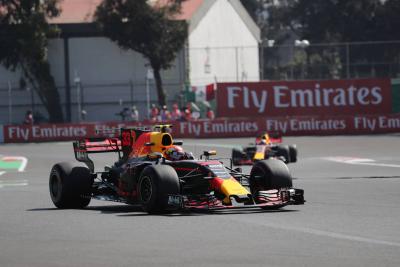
top-left (160, 105), bottom-right (171, 121)
top-left (131, 105), bottom-right (139, 122)
top-left (206, 107), bottom-right (215, 120)
top-left (171, 103), bottom-right (182, 121)
top-left (116, 107), bottom-right (130, 121)
top-left (23, 110), bottom-right (34, 125)
top-left (150, 104), bottom-right (159, 122)
top-left (184, 106), bottom-right (192, 121)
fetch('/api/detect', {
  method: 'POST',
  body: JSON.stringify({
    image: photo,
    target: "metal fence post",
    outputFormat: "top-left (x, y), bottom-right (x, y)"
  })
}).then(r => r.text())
top-left (74, 73), bottom-right (81, 123)
top-left (8, 81), bottom-right (12, 125)
top-left (129, 79), bottom-right (134, 106)
top-left (260, 42), bottom-right (264, 80)
top-left (346, 42), bottom-right (350, 79)
top-left (235, 47), bottom-right (239, 82)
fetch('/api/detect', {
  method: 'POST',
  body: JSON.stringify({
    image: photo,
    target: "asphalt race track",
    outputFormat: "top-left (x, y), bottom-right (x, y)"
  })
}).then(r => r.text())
top-left (1, 135), bottom-right (400, 267)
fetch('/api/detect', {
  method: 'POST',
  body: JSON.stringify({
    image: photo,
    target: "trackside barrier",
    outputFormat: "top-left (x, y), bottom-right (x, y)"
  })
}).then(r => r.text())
top-left (216, 78), bottom-right (393, 118)
top-left (0, 125), bottom-right (3, 143)
top-left (2, 114), bottom-right (400, 143)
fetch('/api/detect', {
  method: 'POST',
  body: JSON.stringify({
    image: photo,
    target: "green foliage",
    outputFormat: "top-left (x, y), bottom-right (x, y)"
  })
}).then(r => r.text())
top-left (288, 0), bottom-right (400, 43)
top-left (95, 0), bottom-right (188, 106)
top-left (240, 0), bottom-right (259, 20)
top-left (0, 0), bottom-right (64, 122)
top-left (259, 0), bottom-right (400, 79)
top-left (287, 0), bottom-right (400, 78)
top-left (0, 0), bottom-right (60, 68)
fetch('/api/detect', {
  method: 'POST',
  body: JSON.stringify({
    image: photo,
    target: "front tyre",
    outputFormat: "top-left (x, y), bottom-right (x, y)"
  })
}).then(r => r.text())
top-left (138, 165), bottom-right (180, 214)
top-left (276, 145), bottom-right (290, 163)
top-left (289, 145), bottom-right (298, 163)
top-left (231, 148), bottom-right (243, 166)
top-left (249, 159), bottom-right (293, 210)
top-left (49, 162), bottom-right (93, 209)
top-left (249, 159), bottom-right (292, 192)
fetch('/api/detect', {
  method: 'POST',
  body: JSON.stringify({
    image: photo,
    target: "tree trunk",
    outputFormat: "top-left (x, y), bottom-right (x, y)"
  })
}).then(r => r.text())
top-left (22, 60), bottom-right (64, 123)
top-left (152, 65), bottom-right (167, 107)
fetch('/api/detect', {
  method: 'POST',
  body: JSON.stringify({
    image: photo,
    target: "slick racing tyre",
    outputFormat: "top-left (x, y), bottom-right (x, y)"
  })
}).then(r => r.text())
top-left (138, 165), bottom-right (180, 214)
top-left (249, 159), bottom-right (292, 192)
top-left (276, 145), bottom-right (290, 163)
top-left (231, 148), bottom-right (243, 166)
top-left (49, 162), bottom-right (93, 209)
top-left (249, 159), bottom-right (293, 210)
top-left (289, 145), bottom-right (298, 163)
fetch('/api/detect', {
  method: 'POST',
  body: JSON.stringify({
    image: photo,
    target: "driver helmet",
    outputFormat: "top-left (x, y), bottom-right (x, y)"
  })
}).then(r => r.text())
top-left (260, 134), bottom-right (270, 144)
top-left (258, 139), bottom-right (267, 145)
top-left (165, 145), bottom-right (185, 161)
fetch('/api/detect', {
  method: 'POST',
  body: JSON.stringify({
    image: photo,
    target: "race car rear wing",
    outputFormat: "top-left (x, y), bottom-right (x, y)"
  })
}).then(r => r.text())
top-left (268, 131), bottom-right (283, 143)
top-left (73, 138), bottom-right (121, 172)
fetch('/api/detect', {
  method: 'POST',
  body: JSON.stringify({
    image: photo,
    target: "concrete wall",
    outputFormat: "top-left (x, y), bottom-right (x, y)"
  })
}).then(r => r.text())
top-left (188, 0), bottom-right (260, 85)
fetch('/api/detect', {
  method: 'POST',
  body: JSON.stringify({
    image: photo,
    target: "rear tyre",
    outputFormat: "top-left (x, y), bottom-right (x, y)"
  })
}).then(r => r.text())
top-left (276, 145), bottom-right (290, 163)
top-left (289, 145), bottom-right (298, 163)
top-left (49, 162), bottom-right (93, 209)
top-left (138, 165), bottom-right (180, 214)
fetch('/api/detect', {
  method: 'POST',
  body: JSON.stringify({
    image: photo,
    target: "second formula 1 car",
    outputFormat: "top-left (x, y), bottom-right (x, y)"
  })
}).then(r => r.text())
top-left (232, 132), bottom-right (298, 165)
top-left (49, 126), bottom-right (304, 214)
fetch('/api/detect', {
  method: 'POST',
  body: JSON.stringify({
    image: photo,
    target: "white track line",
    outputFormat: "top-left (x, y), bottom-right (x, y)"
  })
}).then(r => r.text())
top-left (1, 156), bottom-right (28, 172)
top-left (325, 157), bottom-right (400, 168)
top-left (235, 217), bottom-right (400, 248)
top-left (0, 180), bottom-right (29, 188)
top-left (274, 224), bottom-right (400, 248)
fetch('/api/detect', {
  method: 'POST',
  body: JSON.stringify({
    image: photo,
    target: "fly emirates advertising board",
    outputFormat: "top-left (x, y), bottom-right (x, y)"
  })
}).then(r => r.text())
top-left (216, 78), bottom-right (391, 117)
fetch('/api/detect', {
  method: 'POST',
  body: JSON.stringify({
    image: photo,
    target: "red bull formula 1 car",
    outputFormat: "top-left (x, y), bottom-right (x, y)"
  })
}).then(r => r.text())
top-left (49, 126), bottom-right (304, 213)
top-left (232, 133), bottom-right (298, 166)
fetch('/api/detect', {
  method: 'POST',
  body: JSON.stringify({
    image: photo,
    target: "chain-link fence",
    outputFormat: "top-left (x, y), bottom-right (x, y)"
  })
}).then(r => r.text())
top-left (0, 80), bottom-right (186, 125)
top-left (188, 45), bottom-right (260, 83)
top-left (261, 40), bottom-right (400, 81)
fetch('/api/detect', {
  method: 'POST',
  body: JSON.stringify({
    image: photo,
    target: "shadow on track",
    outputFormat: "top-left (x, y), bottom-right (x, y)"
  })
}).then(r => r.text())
top-left (27, 208), bottom-right (59, 211)
top-left (118, 208), bottom-right (299, 217)
top-left (28, 205), bottom-right (300, 217)
top-left (335, 175), bottom-right (400, 180)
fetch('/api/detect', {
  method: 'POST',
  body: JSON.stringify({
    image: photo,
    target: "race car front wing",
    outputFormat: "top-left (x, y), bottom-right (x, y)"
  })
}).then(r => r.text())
top-left (167, 188), bottom-right (305, 211)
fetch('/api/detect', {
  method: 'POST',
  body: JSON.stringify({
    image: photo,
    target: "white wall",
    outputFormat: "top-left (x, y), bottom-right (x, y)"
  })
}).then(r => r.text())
top-left (0, 37), bottom-right (185, 124)
top-left (188, 0), bottom-right (260, 85)
top-left (67, 37), bottom-right (185, 122)
top-left (0, 39), bottom-right (64, 125)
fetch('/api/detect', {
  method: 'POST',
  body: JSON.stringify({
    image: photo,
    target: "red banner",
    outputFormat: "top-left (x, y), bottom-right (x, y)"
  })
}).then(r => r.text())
top-left (216, 78), bottom-right (392, 117)
top-left (2, 114), bottom-right (400, 143)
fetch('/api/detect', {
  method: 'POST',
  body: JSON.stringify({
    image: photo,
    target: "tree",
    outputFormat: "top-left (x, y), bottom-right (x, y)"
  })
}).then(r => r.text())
top-left (288, 0), bottom-right (400, 43)
top-left (240, 0), bottom-right (259, 20)
top-left (287, 0), bottom-right (400, 78)
top-left (95, 0), bottom-right (187, 106)
top-left (0, 0), bottom-right (64, 122)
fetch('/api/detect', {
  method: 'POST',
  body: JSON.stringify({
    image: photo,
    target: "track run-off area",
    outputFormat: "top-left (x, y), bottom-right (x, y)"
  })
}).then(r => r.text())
top-left (1, 135), bottom-right (400, 267)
